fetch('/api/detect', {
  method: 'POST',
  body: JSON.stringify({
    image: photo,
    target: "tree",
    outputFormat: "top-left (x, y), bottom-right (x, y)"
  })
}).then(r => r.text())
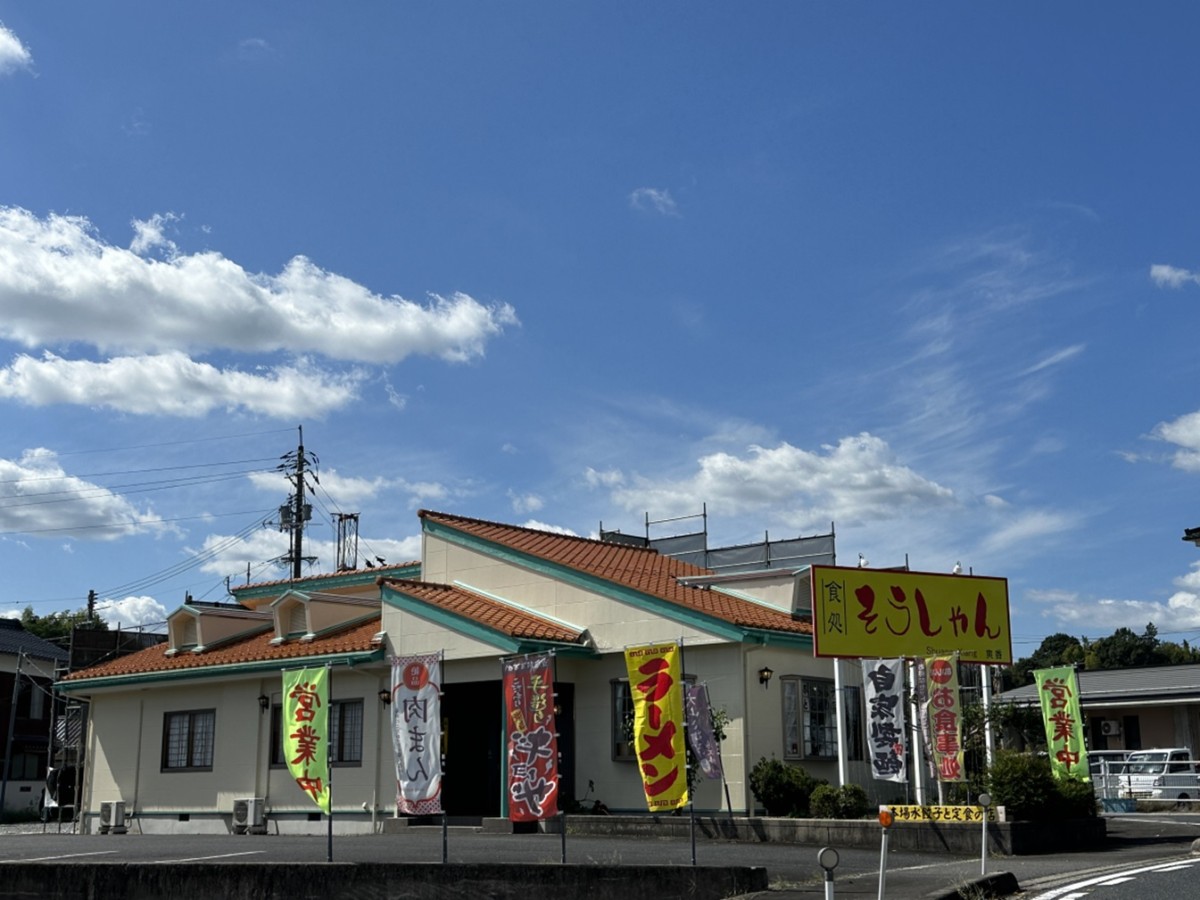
top-left (17, 605), bottom-right (107, 644)
top-left (1005, 633), bottom-right (1085, 688)
top-left (1089, 624), bottom-right (1162, 669)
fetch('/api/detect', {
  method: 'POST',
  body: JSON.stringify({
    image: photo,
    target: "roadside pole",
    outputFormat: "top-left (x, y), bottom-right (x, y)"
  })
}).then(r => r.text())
top-left (877, 806), bottom-right (893, 900)
top-left (978, 792), bottom-right (992, 876)
top-left (817, 846), bottom-right (839, 900)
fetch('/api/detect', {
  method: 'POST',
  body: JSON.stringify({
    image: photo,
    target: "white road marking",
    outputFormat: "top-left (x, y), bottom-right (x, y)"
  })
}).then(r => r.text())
top-left (156, 851), bottom-right (266, 863)
top-left (17, 851), bottom-right (120, 862)
top-left (1029, 858), bottom-right (1200, 899)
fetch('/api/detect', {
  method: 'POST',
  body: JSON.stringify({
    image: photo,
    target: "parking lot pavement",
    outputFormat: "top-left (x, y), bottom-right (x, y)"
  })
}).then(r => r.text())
top-left (0, 814), bottom-right (1197, 898)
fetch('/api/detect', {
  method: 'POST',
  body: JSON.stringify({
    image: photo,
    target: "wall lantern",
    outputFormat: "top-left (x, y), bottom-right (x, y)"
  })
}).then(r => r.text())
top-left (758, 666), bottom-right (774, 688)
top-left (378, 689), bottom-right (392, 706)
top-left (257, 694), bottom-right (270, 713)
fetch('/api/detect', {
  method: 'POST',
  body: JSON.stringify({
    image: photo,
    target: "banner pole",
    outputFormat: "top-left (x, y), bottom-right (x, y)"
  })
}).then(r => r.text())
top-left (552, 652), bottom-right (566, 864)
top-left (326, 661), bottom-right (333, 863)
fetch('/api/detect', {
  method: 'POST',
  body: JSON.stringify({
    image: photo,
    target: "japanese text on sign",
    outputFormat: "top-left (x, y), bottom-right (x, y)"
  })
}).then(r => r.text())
top-left (503, 653), bottom-right (559, 822)
top-left (1034, 666), bottom-right (1090, 782)
top-left (624, 643), bottom-right (688, 812)
top-left (863, 658), bottom-right (908, 783)
top-left (812, 566), bottom-right (1012, 663)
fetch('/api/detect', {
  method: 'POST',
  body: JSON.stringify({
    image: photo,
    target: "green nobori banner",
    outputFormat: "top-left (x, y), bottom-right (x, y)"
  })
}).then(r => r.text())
top-left (1034, 666), bottom-right (1090, 782)
top-left (283, 666), bottom-right (332, 813)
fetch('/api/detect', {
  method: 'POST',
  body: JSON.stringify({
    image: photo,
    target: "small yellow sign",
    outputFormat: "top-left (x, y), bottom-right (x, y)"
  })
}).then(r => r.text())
top-left (885, 804), bottom-right (999, 823)
top-left (811, 565), bottom-right (1011, 663)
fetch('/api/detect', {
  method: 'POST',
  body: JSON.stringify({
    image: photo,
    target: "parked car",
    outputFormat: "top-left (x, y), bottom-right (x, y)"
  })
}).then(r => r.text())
top-left (1117, 748), bottom-right (1200, 800)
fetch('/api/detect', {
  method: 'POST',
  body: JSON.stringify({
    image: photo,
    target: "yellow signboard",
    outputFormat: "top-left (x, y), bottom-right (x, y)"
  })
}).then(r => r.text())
top-left (884, 804), bottom-right (999, 823)
top-left (811, 565), bottom-right (1011, 663)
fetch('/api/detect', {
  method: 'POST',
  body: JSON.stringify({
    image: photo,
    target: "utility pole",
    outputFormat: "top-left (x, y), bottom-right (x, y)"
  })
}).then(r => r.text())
top-left (277, 426), bottom-right (318, 578)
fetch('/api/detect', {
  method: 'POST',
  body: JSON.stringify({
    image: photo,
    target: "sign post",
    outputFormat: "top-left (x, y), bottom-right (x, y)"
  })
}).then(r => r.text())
top-left (877, 806), bottom-right (893, 900)
top-left (817, 846), bottom-right (839, 900)
top-left (978, 792), bottom-right (992, 876)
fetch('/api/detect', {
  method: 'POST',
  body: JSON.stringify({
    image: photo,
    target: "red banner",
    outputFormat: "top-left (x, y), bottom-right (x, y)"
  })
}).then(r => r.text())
top-left (503, 653), bottom-right (559, 821)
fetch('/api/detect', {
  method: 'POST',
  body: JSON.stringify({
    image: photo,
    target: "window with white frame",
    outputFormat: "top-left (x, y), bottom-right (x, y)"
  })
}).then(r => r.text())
top-left (162, 709), bottom-right (216, 771)
top-left (781, 677), bottom-right (846, 760)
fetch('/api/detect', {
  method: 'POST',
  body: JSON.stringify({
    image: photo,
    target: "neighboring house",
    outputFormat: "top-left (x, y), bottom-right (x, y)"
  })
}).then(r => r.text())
top-left (0, 618), bottom-right (69, 815)
top-left (996, 664), bottom-right (1200, 754)
top-left (59, 510), bottom-right (873, 834)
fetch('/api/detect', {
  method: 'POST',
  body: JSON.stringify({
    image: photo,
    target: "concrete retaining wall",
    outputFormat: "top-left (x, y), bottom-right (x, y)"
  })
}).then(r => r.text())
top-left (0, 862), bottom-right (768, 900)
top-left (536, 814), bottom-right (1107, 856)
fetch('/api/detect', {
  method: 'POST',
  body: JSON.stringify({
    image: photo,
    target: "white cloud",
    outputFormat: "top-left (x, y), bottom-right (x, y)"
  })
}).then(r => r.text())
top-left (629, 188), bottom-right (679, 217)
top-left (1018, 344), bottom-right (1085, 377)
top-left (1150, 263), bottom-right (1200, 289)
top-left (1152, 410), bottom-right (1200, 471)
top-left (0, 351), bottom-right (361, 419)
top-left (508, 490), bottom-right (543, 514)
top-left (249, 467), bottom-right (450, 508)
top-left (237, 38), bottom-right (276, 61)
top-left (129, 212), bottom-right (180, 258)
top-left (0, 23), bottom-right (32, 75)
top-left (0, 206), bottom-right (518, 365)
top-left (595, 433), bottom-right (956, 531)
top-left (194, 529), bottom-right (421, 577)
top-left (0, 448), bottom-right (168, 540)
top-left (1045, 591), bottom-right (1200, 635)
top-left (520, 519), bottom-right (577, 536)
top-left (99, 595), bottom-right (169, 630)
top-left (584, 467), bottom-right (625, 488)
top-left (977, 509), bottom-right (1078, 555)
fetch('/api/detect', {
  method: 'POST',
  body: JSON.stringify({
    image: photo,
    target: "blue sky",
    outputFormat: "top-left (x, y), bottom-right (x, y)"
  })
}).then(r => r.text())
top-left (1, 4), bottom-right (1199, 661)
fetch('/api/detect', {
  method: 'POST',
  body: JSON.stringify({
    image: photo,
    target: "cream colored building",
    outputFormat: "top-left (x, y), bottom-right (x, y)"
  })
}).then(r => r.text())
top-left (60, 510), bottom-right (875, 834)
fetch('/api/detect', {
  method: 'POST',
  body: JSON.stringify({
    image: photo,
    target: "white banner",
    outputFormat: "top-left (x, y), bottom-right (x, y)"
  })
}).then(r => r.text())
top-left (390, 653), bottom-right (443, 815)
top-left (863, 658), bottom-right (908, 783)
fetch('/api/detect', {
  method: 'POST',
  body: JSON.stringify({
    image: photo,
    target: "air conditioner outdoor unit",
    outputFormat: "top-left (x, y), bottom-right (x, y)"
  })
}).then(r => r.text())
top-left (98, 800), bottom-right (127, 835)
top-left (1100, 720), bottom-right (1122, 736)
top-left (232, 797), bottom-right (266, 834)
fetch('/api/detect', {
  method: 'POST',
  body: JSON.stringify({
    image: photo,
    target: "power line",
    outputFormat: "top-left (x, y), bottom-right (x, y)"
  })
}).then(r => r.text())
top-left (47, 426), bottom-right (297, 457)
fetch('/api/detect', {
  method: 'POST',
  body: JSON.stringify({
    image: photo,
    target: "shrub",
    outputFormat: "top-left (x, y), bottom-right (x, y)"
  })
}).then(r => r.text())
top-left (1055, 776), bottom-right (1098, 819)
top-left (986, 751), bottom-right (1097, 821)
top-left (986, 751), bottom-right (1058, 821)
top-left (809, 784), bottom-right (840, 819)
top-left (748, 757), bottom-right (823, 817)
top-left (836, 782), bottom-right (871, 819)
top-left (809, 782), bottom-right (872, 819)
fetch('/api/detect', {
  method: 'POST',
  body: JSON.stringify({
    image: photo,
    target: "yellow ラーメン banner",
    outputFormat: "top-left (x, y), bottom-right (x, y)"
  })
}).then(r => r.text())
top-left (282, 666), bottom-right (331, 813)
top-left (1035, 666), bottom-right (1090, 782)
top-left (624, 643), bottom-right (688, 812)
top-left (811, 565), bottom-right (1012, 663)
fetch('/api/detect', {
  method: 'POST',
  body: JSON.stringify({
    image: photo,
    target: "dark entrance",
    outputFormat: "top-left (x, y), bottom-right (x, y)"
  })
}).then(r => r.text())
top-left (441, 681), bottom-right (503, 818)
top-left (439, 679), bottom-right (576, 820)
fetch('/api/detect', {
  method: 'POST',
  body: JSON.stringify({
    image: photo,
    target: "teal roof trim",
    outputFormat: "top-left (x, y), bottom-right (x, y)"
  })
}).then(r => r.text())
top-left (57, 648), bottom-right (384, 693)
top-left (423, 518), bottom-right (756, 643)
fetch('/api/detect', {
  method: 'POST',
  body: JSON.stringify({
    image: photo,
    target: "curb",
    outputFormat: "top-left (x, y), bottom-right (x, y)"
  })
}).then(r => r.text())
top-left (928, 871), bottom-right (1020, 900)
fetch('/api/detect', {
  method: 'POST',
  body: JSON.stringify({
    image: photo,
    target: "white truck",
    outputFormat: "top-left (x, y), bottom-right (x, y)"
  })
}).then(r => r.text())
top-left (1117, 748), bottom-right (1200, 801)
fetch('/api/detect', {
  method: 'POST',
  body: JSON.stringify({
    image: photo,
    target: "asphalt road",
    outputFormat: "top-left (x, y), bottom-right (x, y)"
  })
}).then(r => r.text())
top-left (4, 813), bottom-right (1200, 898)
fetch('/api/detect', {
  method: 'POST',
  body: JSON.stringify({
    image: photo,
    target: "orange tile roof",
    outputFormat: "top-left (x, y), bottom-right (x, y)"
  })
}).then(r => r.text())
top-left (419, 510), bottom-right (811, 636)
top-left (380, 578), bottom-right (587, 644)
top-left (61, 617), bottom-right (383, 684)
